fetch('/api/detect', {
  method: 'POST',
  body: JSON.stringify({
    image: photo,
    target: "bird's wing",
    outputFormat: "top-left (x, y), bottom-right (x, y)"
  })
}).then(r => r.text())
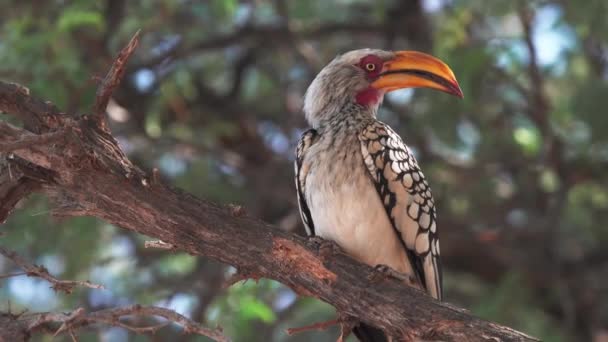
top-left (295, 129), bottom-right (318, 236)
top-left (359, 121), bottom-right (442, 300)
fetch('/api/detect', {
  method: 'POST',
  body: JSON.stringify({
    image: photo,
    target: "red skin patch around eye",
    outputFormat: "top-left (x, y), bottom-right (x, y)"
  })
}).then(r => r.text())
top-left (358, 55), bottom-right (383, 79)
top-left (356, 87), bottom-right (383, 106)
top-left (355, 54), bottom-right (385, 106)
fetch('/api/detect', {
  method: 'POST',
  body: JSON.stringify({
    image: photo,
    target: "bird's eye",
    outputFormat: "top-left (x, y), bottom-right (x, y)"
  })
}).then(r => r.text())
top-left (365, 63), bottom-right (376, 71)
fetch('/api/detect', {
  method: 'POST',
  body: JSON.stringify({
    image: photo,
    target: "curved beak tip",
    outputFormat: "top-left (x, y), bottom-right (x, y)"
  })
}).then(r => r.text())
top-left (373, 50), bottom-right (464, 99)
top-left (451, 82), bottom-right (464, 99)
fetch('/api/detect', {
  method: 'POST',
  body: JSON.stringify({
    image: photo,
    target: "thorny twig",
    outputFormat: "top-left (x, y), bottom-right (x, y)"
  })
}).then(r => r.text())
top-left (23, 305), bottom-right (229, 342)
top-left (0, 245), bottom-right (104, 293)
top-left (286, 318), bottom-right (339, 335)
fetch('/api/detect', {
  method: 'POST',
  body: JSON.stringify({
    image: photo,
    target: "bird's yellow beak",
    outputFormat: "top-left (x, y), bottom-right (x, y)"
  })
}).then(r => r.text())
top-left (371, 51), bottom-right (463, 98)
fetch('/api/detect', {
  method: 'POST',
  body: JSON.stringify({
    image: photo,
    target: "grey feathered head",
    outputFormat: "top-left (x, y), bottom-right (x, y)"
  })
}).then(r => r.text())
top-left (303, 49), bottom-right (463, 128)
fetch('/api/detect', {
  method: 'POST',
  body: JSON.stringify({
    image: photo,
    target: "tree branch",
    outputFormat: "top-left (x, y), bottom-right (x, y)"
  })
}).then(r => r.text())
top-left (0, 161), bottom-right (40, 223)
top-left (139, 22), bottom-right (385, 68)
top-left (0, 245), bottom-right (104, 293)
top-left (0, 123), bottom-right (66, 153)
top-left (0, 35), bottom-right (539, 341)
top-left (93, 30), bottom-right (141, 126)
top-left (0, 304), bottom-right (228, 342)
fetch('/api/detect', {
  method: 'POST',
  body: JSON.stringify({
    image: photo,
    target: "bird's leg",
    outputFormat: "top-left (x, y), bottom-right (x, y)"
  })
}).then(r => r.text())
top-left (369, 264), bottom-right (418, 287)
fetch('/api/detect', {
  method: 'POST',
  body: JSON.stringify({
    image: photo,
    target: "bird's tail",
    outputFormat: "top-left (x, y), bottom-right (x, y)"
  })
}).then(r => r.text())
top-left (353, 322), bottom-right (387, 342)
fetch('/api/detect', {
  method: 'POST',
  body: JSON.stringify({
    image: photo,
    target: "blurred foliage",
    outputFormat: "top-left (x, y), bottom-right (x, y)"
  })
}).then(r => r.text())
top-left (1, 0), bottom-right (607, 341)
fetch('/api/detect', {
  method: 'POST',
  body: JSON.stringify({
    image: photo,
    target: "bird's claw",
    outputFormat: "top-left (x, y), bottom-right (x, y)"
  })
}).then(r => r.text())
top-left (369, 264), bottom-right (417, 286)
top-left (307, 236), bottom-right (340, 260)
top-left (307, 235), bottom-right (326, 248)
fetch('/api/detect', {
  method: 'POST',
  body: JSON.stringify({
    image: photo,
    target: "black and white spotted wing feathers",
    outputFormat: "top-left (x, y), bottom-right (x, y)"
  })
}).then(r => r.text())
top-left (359, 121), bottom-right (443, 300)
top-left (295, 129), bottom-right (317, 236)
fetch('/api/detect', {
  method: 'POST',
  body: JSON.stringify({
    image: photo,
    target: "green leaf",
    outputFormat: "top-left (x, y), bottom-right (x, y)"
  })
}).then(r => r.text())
top-left (57, 9), bottom-right (104, 32)
top-left (239, 296), bottom-right (276, 323)
top-left (513, 126), bottom-right (541, 156)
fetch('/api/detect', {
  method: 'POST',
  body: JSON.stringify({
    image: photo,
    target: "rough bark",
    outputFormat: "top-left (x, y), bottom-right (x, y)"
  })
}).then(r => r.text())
top-left (0, 40), bottom-right (538, 342)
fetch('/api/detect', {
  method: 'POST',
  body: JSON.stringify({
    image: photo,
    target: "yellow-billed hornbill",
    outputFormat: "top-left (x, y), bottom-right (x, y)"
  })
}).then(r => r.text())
top-left (295, 49), bottom-right (462, 341)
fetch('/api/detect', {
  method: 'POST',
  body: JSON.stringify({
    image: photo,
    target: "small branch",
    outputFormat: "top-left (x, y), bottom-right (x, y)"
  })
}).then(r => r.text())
top-left (0, 125), bottom-right (66, 153)
top-left (93, 30), bottom-right (141, 124)
top-left (113, 305), bottom-right (228, 341)
top-left (0, 163), bottom-right (40, 223)
top-left (0, 271), bottom-right (26, 280)
top-left (0, 245), bottom-right (104, 293)
top-left (286, 318), bottom-right (339, 335)
top-left (518, 6), bottom-right (550, 135)
top-left (8, 305), bottom-right (229, 342)
top-left (0, 83), bottom-right (62, 134)
top-left (138, 22), bottom-right (385, 68)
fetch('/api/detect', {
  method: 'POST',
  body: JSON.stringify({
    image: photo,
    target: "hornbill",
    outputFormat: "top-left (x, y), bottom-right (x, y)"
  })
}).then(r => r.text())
top-left (295, 49), bottom-right (462, 341)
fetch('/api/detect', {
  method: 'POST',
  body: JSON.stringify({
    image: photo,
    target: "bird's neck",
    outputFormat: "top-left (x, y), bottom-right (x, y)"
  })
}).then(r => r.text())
top-left (313, 101), bottom-right (378, 133)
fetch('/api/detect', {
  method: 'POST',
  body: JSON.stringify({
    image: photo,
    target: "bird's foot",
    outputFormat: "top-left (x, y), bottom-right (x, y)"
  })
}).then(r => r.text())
top-left (307, 235), bottom-right (326, 248)
top-left (307, 236), bottom-right (340, 261)
top-left (369, 264), bottom-right (417, 286)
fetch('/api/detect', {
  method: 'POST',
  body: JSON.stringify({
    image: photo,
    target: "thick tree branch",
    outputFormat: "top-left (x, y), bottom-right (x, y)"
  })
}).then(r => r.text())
top-left (0, 37), bottom-right (539, 341)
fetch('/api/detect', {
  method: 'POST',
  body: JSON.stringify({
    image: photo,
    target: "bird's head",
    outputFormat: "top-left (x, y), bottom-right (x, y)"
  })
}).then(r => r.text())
top-left (304, 49), bottom-right (462, 127)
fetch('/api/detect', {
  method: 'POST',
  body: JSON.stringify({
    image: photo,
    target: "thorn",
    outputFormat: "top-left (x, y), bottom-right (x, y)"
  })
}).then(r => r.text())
top-left (228, 204), bottom-right (245, 217)
top-left (68, 329), bottom-right (78, 342)
top-left (90, 75), bottom-right (104, 84)
top-left (152, 168), bottom-right (160, 184)
top-left (53, 308), bottom-right (85, 337)
top-left (441, 301), bottom-right (470, 313)
top-left (144, 240), bottom-right (176, 250)
top-left (286, 318), bottom-right (339, 336)
top-left (223, 268), bottom-right (259, 288)
top-left (10, 83), bottom-right (30, 95)
top-left (141, 178), bottom-right (149, 187)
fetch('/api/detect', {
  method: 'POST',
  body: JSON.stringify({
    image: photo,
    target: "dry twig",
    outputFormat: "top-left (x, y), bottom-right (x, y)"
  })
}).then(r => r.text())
top-left (0, 245), bottom-right (104, 293)
top-left (93, 30), bottom-right (141, 124)
top-left (21, 305), bottom-right (229, 342)
top-left (286, 318), bottom-right (339, 335)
